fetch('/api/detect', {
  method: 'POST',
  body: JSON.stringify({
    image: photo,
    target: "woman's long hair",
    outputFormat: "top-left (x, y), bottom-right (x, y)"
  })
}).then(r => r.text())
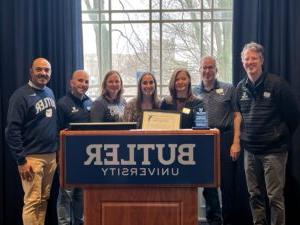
top-left (136, 72), bottom-right (160, 110)
top-left (168, 68), bottom-right (192, 101)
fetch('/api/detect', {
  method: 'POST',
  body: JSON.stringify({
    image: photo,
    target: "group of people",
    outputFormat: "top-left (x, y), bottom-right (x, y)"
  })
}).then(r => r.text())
top-left (5, 41), bottom-right (299, 225)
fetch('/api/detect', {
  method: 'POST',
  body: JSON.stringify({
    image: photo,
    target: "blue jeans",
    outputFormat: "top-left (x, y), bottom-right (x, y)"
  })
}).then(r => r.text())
top-left (244, 150), bottom-right (288, 225)
top-left (57, 187), bottom-right (84, 225)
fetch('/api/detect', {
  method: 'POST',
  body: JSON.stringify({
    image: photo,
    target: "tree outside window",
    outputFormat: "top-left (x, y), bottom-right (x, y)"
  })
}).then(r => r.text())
top-left (82, 0), bottom-right (232, 100)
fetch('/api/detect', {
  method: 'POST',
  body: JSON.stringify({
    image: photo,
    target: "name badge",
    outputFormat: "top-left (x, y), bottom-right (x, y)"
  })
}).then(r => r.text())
top-left (216, 88), bottom-right (224, 95)
top-left (263, 91), bottom-right (271, 98)
top-left (182, 107), bottom-right (191, 114)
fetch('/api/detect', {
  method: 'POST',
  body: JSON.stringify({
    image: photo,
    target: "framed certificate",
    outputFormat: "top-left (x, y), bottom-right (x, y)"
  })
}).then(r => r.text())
top-left (141, 110), bottom-right (181, 130)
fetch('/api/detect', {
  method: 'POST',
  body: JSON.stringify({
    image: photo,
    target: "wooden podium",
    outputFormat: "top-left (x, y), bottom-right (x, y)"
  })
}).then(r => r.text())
top-left (60, 129), bottom-right (220, 225)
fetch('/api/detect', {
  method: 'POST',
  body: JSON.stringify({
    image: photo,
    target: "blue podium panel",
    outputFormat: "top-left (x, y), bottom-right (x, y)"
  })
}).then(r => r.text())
top-left (61, 129), bottom-right (220, 187)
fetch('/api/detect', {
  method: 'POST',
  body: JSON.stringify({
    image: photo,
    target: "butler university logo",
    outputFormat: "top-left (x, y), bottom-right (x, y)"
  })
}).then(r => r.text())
top-left (240, 92), bottom-right (249, 101)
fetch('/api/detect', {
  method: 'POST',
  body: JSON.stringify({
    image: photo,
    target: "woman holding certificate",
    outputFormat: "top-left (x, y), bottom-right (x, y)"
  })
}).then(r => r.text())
top-left (160, 68), bottom-right (206, 128)
top-left (123, 72), bottom-right (161, 128)
top-left (90, 70), bottom-right (126, 122)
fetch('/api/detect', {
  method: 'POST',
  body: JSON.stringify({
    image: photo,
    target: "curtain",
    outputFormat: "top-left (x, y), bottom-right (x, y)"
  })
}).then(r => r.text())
top-left (233, 0), bottom-right (300, 224)
top-left (0, 0), bottom-right (83, 224)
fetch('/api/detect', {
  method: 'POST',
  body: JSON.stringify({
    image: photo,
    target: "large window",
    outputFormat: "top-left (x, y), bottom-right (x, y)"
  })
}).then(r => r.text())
top-left (82, 0), bottom-right (232, 100)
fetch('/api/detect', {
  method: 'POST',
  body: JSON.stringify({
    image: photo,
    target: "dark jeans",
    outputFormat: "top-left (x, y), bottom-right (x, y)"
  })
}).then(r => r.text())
top-left (220, 131), bottom-right (236, 225)
top-left (57, 187), bottom-right (84, 225)
top-left (203, 187), bottom-right (222, 225)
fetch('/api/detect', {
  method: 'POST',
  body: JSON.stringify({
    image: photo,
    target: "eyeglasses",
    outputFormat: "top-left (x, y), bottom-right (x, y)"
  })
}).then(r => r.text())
top-left (200, 66), bottom-right (215, 71)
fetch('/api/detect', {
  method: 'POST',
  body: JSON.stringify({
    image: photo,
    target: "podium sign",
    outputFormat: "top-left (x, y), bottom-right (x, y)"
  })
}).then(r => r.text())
top-left (60, 129), bottom-right (220, 225)
top-left (61, 129), bottom-right (220, 187)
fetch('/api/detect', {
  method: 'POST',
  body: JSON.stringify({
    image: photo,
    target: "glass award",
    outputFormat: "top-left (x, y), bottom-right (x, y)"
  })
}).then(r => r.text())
top-left (194, 108), bottom-right (209, 129)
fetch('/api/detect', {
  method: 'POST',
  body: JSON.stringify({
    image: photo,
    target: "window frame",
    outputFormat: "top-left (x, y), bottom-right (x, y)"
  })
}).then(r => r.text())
top-left (82, 0), bottom-right (233, 99)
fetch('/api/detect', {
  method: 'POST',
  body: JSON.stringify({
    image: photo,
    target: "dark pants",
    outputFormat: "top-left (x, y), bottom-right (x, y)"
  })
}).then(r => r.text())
top-left (220, 131), bottom-right (236, 225)
top-left (203, 130), bottom-right (251, 225)
top-left (203, 187), bottom-right (222, 225)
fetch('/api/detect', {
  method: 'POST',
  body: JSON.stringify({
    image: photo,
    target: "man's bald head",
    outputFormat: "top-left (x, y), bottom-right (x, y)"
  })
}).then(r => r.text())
top-left (70, 70), bottom-right (90, 99)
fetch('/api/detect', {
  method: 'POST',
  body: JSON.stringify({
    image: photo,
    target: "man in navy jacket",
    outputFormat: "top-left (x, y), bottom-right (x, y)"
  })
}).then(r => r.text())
top-left (56, 70), bottom-right (92, 225)
top-left (6, 58), bottom-right (57, 225)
